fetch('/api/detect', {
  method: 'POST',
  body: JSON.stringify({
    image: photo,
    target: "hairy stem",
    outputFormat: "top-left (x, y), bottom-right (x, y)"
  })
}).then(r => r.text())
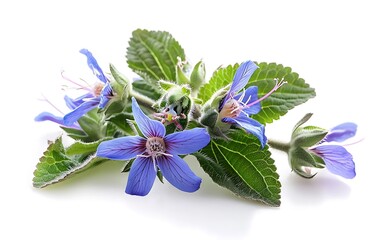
top-left (130, 90), bottom-right (156, 110)
top-left (267, 139), bottom-right (290, 153)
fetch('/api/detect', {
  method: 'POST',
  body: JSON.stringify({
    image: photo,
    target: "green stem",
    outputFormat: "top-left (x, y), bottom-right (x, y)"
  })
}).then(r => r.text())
top-left (267, 138), bottom-right (290, 153)
top-left (130, 89), bottom-right (156, 110)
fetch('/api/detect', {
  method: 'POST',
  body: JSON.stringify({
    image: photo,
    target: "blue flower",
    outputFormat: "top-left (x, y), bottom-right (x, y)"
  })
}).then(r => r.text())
top-left (96, 97), bottom-right (211, 196)
top-left (63, 49), bottom-right (113, 125)
top-left (309, 123), bottom-right (357, 179)
top-left (218, 61), bottom-right (284, 147)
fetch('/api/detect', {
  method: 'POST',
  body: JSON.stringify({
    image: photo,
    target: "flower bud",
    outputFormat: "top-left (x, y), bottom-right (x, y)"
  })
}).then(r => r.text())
top-left (190, 60), bottom-right (206, 93)
top-left (288, 113), bottom-right (327, 178)
top-left (287, 113), bottom-right (357, 179)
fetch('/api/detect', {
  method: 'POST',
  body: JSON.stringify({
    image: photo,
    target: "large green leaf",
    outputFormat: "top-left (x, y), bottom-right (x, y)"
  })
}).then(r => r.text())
top-left (198, 64), bottom-right (237, 103)
top-left (33, 137), bottom-right (107, 188)
top-left (132, 80), bottom-right (162, 100)
top-left (248, 62), bottom-right (316, 124)
top-left (193, 131), bottom-right (281, 206)
top-left (126, 29), bottom-right (185, 82)
top-left (198, 62), bottom-right (315, 125)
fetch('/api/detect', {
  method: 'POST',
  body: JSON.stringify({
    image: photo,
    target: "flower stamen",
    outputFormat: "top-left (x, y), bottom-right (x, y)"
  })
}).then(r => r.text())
top-left (38, 94), bottom-right (65, 115)
top-left (245, 78), bottom-right (286, 109)
top-left (153, 106), bottom-right (186, 130)
top-left (61, 70), bottom-right (92, 92)
top-left (142, 137), bottom-right (173, 159)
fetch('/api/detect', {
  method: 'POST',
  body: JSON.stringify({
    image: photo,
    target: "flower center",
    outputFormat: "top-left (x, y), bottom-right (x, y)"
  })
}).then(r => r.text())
top-left (93, 83), bottom-right (105, 97)
top-left (219, 98), bottom-right (241, 119)
top-left (146, 137), bottom-right (166, 157)
top-left (219, 78), bottom-right (286, 120)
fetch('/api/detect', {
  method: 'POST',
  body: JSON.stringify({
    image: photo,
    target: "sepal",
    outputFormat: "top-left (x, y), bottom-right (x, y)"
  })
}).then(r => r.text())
top-left (287, 113), bottom-right (327, 178)
top-left (292, 126), bottom-right (328, 147)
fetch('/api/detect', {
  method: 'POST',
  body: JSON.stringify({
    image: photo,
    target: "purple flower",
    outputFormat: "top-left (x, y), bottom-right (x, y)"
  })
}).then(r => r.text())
top-left (310, 123), bottom-right (357, 179)
top-left (218, 61), bottom-right (284, 147)
top-left (63, 49), bottom-right (114, 125)
top-left (96, 98), bottom-right (211, 196)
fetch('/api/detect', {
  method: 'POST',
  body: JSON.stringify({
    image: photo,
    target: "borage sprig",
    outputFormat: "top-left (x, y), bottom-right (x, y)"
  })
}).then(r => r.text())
top-left (33, 29), bottom-right (357, 207)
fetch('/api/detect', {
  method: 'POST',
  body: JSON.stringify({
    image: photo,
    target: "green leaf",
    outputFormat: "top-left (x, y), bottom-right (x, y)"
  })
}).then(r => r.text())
top-left (158, 80), bottom-right (178, 91)
top-left (60, 126), bottom-right (90, 142)
top-left (132, 80), bottom-right (162, 100)
top-left (127, 29), bottom-right (186, 82)
top-left (121, 159), bottom-right (134, 173)
top-left (248, 62), bottom-right (316, 124)
top-left (33, 137), bottom-right (107, 188)
top-left (109, 63), bottom-right (129, 87)
top-left (66, 138), bottom-right (112, 155)
top-left (106, 113), bottom-right (137, 135)
top-left (194, 131), bottom-right (281, 206)
top-left (103, 100), bottom-right (126, 119)
top-left (176, 63), bottom-right (190, 85)
top-left (198, 64), bottom-right (237, 103)
top-left (292, 113), bottom-right (313, 132)
top-left (76, 109), bottom-right (104, 141)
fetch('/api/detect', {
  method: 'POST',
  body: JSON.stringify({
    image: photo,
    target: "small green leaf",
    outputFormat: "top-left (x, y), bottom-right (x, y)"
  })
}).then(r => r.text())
top-left (103, 100), bottom-right (126, 119)
top-left (106, 113), bottom-right (136, 136)
top-left (292, 113), bottom-right (313, 132)
top-left (33, 137), bottom-right (107, 188)
top-left (109, 64), bottom-right (129, 87)
top-left (60, 126), bottom-right (90, 142)
top-left (194, 131), bottom-right (281, 206)
top-left (77, 109), bottom-right (103, 141)
top-left (157, 170), bottom-right (164, 183)
top-left (127, 29), bottom-right (186, 82)
top-left (158, 80), bottom-right (178, 91)
top-left (109, 64), bottom-right (130, 99)
top-left (249, 62), bottom-right (316, 124)
top-left (121, 159), bottom-right (134, 173)
top-left (176, 63), bottom-right (190, 85)
top-left (66, 138), bottom-right (112, 155)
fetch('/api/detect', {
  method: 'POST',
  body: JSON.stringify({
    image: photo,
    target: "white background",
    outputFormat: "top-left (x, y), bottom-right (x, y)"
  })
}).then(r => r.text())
top-left (1, 0), bottom-right (381, 239)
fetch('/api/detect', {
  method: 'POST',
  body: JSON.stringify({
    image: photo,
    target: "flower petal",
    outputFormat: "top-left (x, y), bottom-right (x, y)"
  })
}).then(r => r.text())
top-left (230, 61), bottom-right (258, 94)
top-left (223, 61), bottom-right (258, 105)
top-left (125, 157), bottom-right (157, 196)
top-left (311, 145), bottom-right (356, 179)
top-left (79, 48), bottom-right (108, 83)
top-left (223, 113), bottom-right (267, 147)
top-left (132, 97), bottom-right (165, 138)
top-left (325, 122), bottom-right (357, 143)
top-left (164, 128), bottom-right (210, 155)
top-left (63, 98), bottom-right (100, 125)
top-left (234, 86), bottom-right (261, 115)
top-left (96, 136), bottom-right (146, 160)
top-left (35, 112), bottom-right (80, 129)
top-left (64, 93), bottom-right (93, 110)
top-left (98, 83), bottom-right (113, 109)
top-left (35, 112), bottom-right (65, 125)
top-left (157, 155), bottom-right (201, 193)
